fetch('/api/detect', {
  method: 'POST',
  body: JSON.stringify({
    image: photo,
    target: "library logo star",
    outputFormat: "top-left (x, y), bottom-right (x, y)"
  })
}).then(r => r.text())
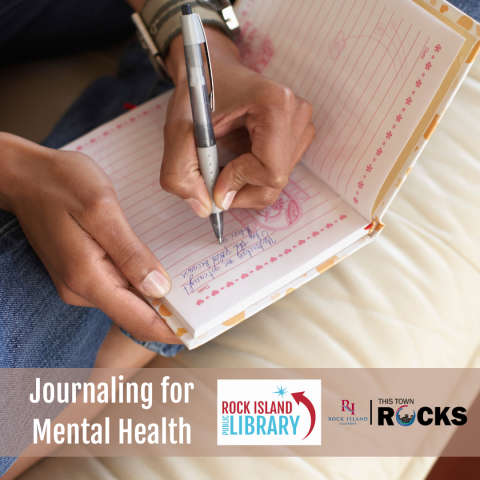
top-left (273, 385), bottom-right (288, 398)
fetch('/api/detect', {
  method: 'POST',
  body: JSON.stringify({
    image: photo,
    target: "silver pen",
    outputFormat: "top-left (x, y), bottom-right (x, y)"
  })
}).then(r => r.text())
top-left (180, 4), bottom-right (223, 244)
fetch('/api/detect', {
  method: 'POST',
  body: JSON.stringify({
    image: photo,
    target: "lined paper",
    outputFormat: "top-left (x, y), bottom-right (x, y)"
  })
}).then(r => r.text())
top-left (240, 0), bottom-right (464, 218)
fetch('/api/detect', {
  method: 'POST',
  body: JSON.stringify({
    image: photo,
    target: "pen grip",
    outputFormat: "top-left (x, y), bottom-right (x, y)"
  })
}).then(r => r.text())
top-left (197, 146), bottom-right (222, 214)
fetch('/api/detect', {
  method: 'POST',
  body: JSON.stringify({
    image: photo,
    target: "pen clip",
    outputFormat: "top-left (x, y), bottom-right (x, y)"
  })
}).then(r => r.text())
top-left (197, 14), bottom-right (215, 112)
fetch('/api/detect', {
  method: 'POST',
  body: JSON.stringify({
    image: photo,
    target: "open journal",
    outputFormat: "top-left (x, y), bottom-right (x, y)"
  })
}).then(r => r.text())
top-left (63, 0), bottom-right (480, 349)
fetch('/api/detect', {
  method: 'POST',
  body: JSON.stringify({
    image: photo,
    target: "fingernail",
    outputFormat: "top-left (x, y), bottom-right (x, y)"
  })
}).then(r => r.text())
top-left (141, 270), bottom-right (171, 298)
top-left (221, 191), bottom-right (236, 210)
top-left (185, 198), bottom-right (210, 218)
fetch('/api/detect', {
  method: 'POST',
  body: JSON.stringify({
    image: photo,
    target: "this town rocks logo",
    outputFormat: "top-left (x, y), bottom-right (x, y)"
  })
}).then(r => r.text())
top-left (217, 379), bottom-right (321, 445)
top-left (396, 405), bottom-right (416, 426)
top-left (376, 398), bottom-right (467, 426)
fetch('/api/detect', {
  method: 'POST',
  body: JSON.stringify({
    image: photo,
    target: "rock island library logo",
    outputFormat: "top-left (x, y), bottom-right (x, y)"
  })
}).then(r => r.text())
top-left (217, 379), bottom-right (321, 445)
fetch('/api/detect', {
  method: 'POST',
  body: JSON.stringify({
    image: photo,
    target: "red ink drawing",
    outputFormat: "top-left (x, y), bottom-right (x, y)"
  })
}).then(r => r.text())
top-left (431, 55), bottom-right (435, 59)
top-left (422, 73), bottom-right (425, 77)
top-left (425, 62), bottom-right (432, 70)
top-left (406, 97), bottom-right (412, 105)
top-left (435, 44), bottom-right (441, 52)
top-left (386, 131), bottom-right (392, 139)
top-left (326, 223), bottom-right (333, 228)
top-left (363, 175), bottom-right (366, 179)
top-left (358, 181), bottom-right (364, 189)
top-left (353, 197), bottom-right (359, 204)
top-left (328, 31), bottom-right (347, 60)
top-left (367, 164), bottom-right (373, 172)
top-left (196, 300), bottom-right (204, 305)
top-left (236, 21), bottom-right (274, 74)
top-left (340, 215), bottom-right (347, 220)
top-left (241, 273), bottom-right (249, 279)
top-left (412, 90), bottom-right (415, 95)
top-left (382, 141), bottom-right (386, 146)
top-left (270, 257), bottom-right (277, 262)
top-left (416, 79), bottom-right (422, 88)
top-left (374, 22), bottom-right (385, 36)
top-left (298, 240), bottom-right (305, 245)
top-left (212, 290), bottom-right (219, 296)
top-left (376, 148), bottom-right (383, 156)
top-left (227, 282), bottom-right (234, 287)
top-left (284, 249), bottom-right (291, 254)
top-left (256, 265), bottom-right (263, 271)
top-left (229, 176), bottom-right (309, 232)
top-left (402, 108), bottom-right (406, 112)
top-left (396, 114), bottom-right (402, 122)
top-left (312, 232), bottom-right (319, 237)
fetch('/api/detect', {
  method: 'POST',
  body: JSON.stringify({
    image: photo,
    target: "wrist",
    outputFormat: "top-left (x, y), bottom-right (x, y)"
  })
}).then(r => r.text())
top-left (165, 25), bottom-right (241, 86)
top-left (0, 132), bottom-right (24, 213)
top-left (0, 133), bottom-right (54, 214)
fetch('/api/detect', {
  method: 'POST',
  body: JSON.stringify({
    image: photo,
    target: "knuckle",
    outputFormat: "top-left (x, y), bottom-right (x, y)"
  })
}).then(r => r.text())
top-left (159, 173), bottom-right (181, 194)
top-left (307, 122), bottom-right (316, 141)
top-left (254, 189), bottom-right (280, 210)
top-left (85, 188), bottom-right (117, 216)
top-left (266, 172), bottom-right (289, 190)
top-left (228, 160), bottom-right (248, 188)
top-left (272, 83), bottom-right (296, 109)
top-left (298, 97), bottom-right (314, 120)
top-left (114, 241), bottom-right (146, 275)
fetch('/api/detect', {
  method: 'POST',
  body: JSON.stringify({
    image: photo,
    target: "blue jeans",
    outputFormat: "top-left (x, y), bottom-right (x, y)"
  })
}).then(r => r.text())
top-left (0, 0), bottom-right (479, 475)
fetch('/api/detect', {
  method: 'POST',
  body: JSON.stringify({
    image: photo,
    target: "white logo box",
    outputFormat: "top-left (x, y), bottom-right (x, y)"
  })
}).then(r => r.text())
top-left (217, 379), bottom-right (321, 446)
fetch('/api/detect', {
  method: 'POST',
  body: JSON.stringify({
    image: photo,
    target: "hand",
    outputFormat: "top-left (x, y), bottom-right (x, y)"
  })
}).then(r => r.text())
top-left (0, 133), bottom-right (181, 344)
top-left (161, 26), bottom-right (315, 217)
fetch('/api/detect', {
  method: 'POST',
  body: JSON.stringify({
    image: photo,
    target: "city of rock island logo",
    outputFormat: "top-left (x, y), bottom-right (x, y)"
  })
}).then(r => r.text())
top-left (341, 400), bottom-right (355, 415)
top-left (396, 405), bottom-right (416, 426)
top-left (217, 379), bottom-right (321, 446)
top-left (328, 399), bottom-right (368, 425)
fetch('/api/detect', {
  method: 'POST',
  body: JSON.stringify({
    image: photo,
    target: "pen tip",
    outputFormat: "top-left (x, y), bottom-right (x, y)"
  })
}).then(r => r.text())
top-left (218, 237), bottom-right (223, 244)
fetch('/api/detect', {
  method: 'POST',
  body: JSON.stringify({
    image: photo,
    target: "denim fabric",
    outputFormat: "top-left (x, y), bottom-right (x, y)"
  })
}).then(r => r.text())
top-left (0, 209), bottom-right (114, 474)
top-left (449, 0), bottom-right (480, 20)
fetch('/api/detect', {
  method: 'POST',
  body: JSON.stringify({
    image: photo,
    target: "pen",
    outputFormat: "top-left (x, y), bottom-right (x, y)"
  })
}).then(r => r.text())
top-left (180, 4), bottom-right (224, 244)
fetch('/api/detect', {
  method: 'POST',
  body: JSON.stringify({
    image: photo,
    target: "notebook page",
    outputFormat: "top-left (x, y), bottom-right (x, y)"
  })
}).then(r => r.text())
top-left (237, 0), bottom-right (465, 219)
top-left (63, 94), bottom-right (368, 337)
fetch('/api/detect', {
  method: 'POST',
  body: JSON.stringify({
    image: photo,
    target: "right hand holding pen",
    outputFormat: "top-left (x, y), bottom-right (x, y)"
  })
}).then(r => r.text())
top-left (161, 26), bottom-right (315, 217)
